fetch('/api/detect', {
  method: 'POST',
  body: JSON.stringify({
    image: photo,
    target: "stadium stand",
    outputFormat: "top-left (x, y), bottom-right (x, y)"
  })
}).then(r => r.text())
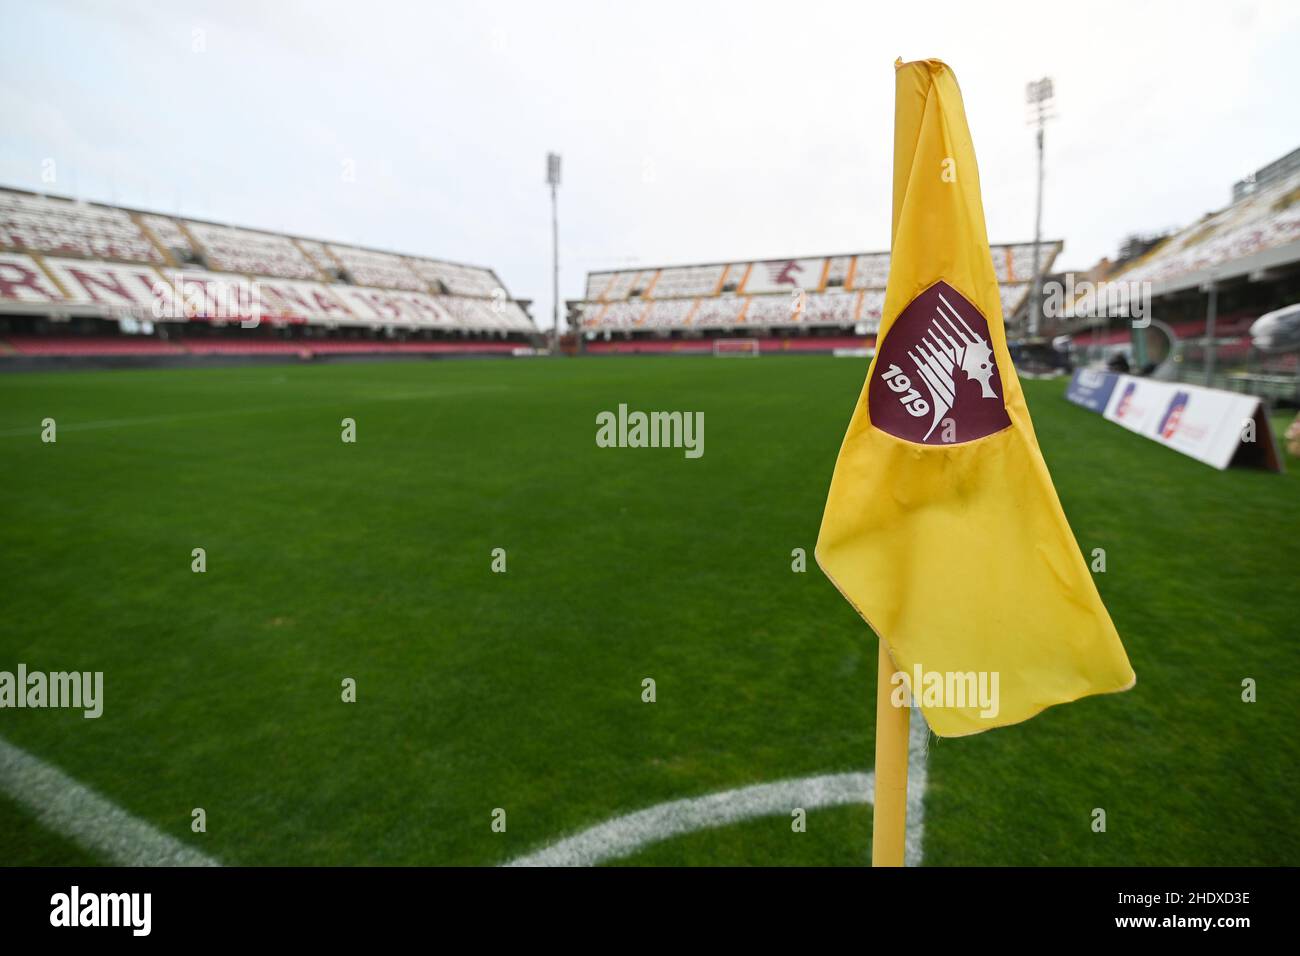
top-left (0, 185), bottom-right (538, 362)
top-left (1096, 163), bottom-right (1300, 294)
top-left (0, 190), bottom-right (162, 263)
top-left (138, 213), bottom-right (195, 263)
top-left (0, 334), bottom-right (523, 357)
top-left (184, 221), bottom-right (319, 279)
top-left (1066, 148), bottom-right (1300, 401)
top-left (0, 252), bottom-right (65, 303)
top-left (585, 335), bottom-right (874, 355)
top-left (3, 334), bottom-right (186, 356)
top-left (571, 242), bottom-right (1060, 347)
top-left (409, 258), bottom-right (503, 298)
top-left (323, 245), bottom-right (424, 291)
top-left (42, 257), bottom-right (171, 311)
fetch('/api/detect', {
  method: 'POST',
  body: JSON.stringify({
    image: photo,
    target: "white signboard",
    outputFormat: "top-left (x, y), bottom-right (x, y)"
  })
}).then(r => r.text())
top-left (1102, 374), bottom-right (1282, 472)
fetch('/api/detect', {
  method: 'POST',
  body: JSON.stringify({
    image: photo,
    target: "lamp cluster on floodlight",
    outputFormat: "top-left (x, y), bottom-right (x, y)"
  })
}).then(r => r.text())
top-left (1025, 77), bottom-right (1054, 106)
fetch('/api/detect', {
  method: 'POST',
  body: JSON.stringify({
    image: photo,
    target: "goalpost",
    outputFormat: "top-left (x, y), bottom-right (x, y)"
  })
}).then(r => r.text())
top-left (713, 338), bottom-right (760, 358)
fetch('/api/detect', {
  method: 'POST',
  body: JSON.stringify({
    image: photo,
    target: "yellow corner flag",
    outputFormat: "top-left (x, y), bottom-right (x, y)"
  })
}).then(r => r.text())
top-left (816, 59), bottom-right (1135, 740)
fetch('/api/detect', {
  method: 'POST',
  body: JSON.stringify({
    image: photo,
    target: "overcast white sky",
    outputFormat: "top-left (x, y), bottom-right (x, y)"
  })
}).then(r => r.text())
top-left (2, 0), bottom-right (1298, 328)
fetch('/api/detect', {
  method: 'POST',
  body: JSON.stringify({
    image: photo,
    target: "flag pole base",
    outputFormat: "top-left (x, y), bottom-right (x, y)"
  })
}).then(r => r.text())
top-left (872, 638), bottom-right (909, 867)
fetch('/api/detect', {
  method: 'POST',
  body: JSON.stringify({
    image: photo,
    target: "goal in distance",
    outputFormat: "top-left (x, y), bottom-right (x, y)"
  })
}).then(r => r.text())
top-left (713, 338), bottom-right (760, 357)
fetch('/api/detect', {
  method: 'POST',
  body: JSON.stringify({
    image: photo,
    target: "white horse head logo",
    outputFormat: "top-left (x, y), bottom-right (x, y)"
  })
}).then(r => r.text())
top-left (959, 337), bottom-right (997, 398)
top-left (907, 292), bottom-right (1000, 439)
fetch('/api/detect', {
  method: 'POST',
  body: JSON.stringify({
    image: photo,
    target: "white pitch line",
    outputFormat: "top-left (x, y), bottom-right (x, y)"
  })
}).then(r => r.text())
top-left (0, 709), bottom-right (927, 868)
top-left (0, 736), bottom-right (219, 867)
top-left (506, 705), bottom-right (930, 867)
top-left (504, 772), bottom-right (873, 867)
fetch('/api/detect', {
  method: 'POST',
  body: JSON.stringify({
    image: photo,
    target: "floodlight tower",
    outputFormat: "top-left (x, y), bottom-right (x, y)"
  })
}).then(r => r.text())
top-left (1025, 77), bottom-right (1055, 338)
top-left (546, 152), bottom-right (562, 353)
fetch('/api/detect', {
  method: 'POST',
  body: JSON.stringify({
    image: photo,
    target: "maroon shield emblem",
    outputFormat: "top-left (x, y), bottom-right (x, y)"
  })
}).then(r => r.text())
top-left (868, 281), bottom-right (1011, 445)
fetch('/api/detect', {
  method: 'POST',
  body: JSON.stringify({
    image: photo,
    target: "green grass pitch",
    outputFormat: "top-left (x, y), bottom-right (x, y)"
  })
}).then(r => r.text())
top-left (0, 356), bottom-right (1296, 866)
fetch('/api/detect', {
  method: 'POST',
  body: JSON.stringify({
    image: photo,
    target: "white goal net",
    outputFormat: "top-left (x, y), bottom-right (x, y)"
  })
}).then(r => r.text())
top-left (712, 338), bottom-right (760, 358)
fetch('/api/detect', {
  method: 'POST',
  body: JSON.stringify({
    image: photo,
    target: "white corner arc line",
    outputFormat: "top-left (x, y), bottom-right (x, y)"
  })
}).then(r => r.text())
top-left (505, 705), bottom-right (929, 867)
top-left (504, 772), bottom-right (873, 867)
top-left (0, 736), bottom-right (220, 867)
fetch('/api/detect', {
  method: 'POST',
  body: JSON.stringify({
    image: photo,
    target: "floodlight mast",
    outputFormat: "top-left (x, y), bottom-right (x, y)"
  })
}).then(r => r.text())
top-left (546, 153), bottom-right (562, 353)
top-left (1025, 77), bottom-right (1055, 338)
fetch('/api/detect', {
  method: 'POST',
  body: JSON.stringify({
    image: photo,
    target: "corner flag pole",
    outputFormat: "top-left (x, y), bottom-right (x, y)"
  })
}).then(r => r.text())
top-left (872, 638), bottom-right (908, 866)
top-left (868, 58), bottom-right (914, 870)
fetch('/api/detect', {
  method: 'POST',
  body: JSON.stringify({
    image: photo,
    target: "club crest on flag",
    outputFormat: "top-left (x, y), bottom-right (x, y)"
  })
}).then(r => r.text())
top-left (868, 281), bottom-right (1011, 444)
